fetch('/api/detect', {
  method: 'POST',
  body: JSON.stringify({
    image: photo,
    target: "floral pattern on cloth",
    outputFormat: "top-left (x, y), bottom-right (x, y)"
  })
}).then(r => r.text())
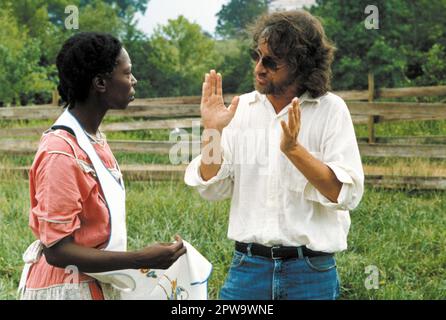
top-left (159, 275), bottom-right (189, 300)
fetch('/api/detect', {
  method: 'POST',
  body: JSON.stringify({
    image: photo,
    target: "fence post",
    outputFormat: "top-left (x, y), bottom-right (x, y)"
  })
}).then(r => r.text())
top-left (52, 90), bottom-right (59, 106)
top-left (367, 72), bottom-right (376, 143)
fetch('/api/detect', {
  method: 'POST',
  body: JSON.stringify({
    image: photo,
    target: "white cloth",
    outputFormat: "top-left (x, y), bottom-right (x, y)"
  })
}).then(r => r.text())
top-left (185, 91), bottom-right (364, 253)
top-left (19, 109), bottom-right (212, 300)
top-left (119, 240), bottom-right (212, 300)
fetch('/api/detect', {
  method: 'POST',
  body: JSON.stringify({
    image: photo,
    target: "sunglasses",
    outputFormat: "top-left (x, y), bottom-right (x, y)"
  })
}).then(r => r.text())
top-left (249, 49), bottom-right (285, 71)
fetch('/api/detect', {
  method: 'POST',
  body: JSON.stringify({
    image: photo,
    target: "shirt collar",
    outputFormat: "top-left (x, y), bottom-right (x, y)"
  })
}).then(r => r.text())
top-left (249, 90), bottom-right (322, 106)
top-left (298, 91), bottom-right (322, 105)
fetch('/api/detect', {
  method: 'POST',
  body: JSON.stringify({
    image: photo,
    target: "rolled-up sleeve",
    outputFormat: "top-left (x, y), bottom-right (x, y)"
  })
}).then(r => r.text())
top-left (303, 102), bottom-right (364, 211)
top-left (184, 126), bottom-right (235, 201)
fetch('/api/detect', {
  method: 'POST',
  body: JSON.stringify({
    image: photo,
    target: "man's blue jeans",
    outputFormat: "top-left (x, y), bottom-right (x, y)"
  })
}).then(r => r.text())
top-left (219, 249), bottom-right (340, 300)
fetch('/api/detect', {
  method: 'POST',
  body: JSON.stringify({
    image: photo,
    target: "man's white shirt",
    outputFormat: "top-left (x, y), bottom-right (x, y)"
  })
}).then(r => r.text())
top-left (185, 91), bottom-right (364, 253)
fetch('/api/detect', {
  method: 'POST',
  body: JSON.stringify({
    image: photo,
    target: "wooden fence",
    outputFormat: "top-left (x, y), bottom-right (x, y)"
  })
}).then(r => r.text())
top-left (1, 77), bottom-right (446, 190)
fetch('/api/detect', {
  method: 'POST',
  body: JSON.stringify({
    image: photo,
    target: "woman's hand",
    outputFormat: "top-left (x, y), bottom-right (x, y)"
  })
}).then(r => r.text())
top-left (134, 235), bottom-right (187, 270)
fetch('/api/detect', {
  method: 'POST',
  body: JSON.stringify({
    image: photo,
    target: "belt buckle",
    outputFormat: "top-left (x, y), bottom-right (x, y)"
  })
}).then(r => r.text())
top-left (271, 246), bottom-right (281, 259)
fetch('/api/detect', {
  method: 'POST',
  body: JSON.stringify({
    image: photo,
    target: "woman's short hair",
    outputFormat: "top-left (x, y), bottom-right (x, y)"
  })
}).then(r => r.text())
top-left (56, 32), bottom-right (122, 107)
top-left (251, 10), bottom-right (336, 98)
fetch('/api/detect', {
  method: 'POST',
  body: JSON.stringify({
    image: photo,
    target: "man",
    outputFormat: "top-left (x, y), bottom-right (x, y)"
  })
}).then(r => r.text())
top-left (184, 10), bottom-right (364, 300)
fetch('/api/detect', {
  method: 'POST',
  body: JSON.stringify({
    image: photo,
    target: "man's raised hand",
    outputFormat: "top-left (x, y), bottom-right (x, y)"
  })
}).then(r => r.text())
top-left (201, 70), bottom-right (239, 133)
top-left (280, 97), bottom-right (301, 153)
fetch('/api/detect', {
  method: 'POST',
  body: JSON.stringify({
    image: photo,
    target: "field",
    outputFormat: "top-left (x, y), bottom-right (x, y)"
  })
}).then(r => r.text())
top-left (0, 117), bottom-right (445, 300)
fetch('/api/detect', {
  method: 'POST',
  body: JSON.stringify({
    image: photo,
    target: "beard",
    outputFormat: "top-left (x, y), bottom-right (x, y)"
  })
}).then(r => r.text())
top-left (254, 71), bottom-right (297, 96)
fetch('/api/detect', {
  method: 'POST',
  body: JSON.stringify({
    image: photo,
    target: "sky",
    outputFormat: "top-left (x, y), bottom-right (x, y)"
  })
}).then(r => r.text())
top-left (135, 0), bottom-right (317, 37)
top-left (135, 0), bottom-right (230, 36)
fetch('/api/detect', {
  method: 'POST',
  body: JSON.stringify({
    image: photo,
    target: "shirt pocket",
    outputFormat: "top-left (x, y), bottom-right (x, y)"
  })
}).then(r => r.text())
top-left (282, 151), bottom-right (323, 193)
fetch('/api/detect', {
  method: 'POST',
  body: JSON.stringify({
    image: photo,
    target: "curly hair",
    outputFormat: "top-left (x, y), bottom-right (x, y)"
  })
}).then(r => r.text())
top-left (251, 10), bottom-right (336, 98)
top-left (56, 32), bottom-right (122, 107)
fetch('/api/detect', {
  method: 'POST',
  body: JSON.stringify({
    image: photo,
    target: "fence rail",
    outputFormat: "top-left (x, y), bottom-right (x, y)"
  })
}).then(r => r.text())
top-left (1, 80), bottom-right (445, 190)
top-left (1, 101), bottom-right (445, 136)
top-left (1, 84), bottom-right (445, 122)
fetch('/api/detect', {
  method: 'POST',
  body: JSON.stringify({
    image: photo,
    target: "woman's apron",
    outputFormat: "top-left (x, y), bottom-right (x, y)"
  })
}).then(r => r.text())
top-left (18, 109), bottom-right (212, 300)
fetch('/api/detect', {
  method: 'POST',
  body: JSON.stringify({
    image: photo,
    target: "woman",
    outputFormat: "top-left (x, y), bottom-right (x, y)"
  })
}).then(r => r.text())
top-left (20, 32), bottom-right (186, 300)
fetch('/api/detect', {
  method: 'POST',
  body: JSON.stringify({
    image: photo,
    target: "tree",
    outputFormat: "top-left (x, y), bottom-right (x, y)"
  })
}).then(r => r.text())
top-left (419, 44), bottom-right (446, 86)
top-left (216, 0), bottom-right (270, 38)
top-left (213, 0), bottom-right (271, 93)
top-left (0, 0), bottom-right (147, 104)
top-left (216, 39), bottom-right (255, 94)
top-left (310, 0), bottom-right (446, 90)
top-left (80, 0), bottom-right (148, 18)
top-left (122, 32), bottom-right (154, 98)
top-left (77, 0), bottom-right (125, 36)
top-left (3, 0), bottom-right (147, 63)
top-left (147, 16), bottom-right (221, 97)
top-left (0, 8), bottom-right (54, 106)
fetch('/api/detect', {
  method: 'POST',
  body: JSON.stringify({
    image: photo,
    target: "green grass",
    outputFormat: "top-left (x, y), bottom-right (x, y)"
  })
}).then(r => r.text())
top-left (114, 153), bottom-right (172, 165)
top-left (355, 120), bottom-right (446, 138)
top-left (0, 119), bottom-right (54, 129)
top-left (337, 187), bottom-right (446, 299)
top-left (0, 155), bottom-right (34, 167)
top-left (105, 130), bottom-right (171, 141)
top-left (1, 113), bottom-right (445, 300)
top-left (0, 169), bottom-right (445, 299)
